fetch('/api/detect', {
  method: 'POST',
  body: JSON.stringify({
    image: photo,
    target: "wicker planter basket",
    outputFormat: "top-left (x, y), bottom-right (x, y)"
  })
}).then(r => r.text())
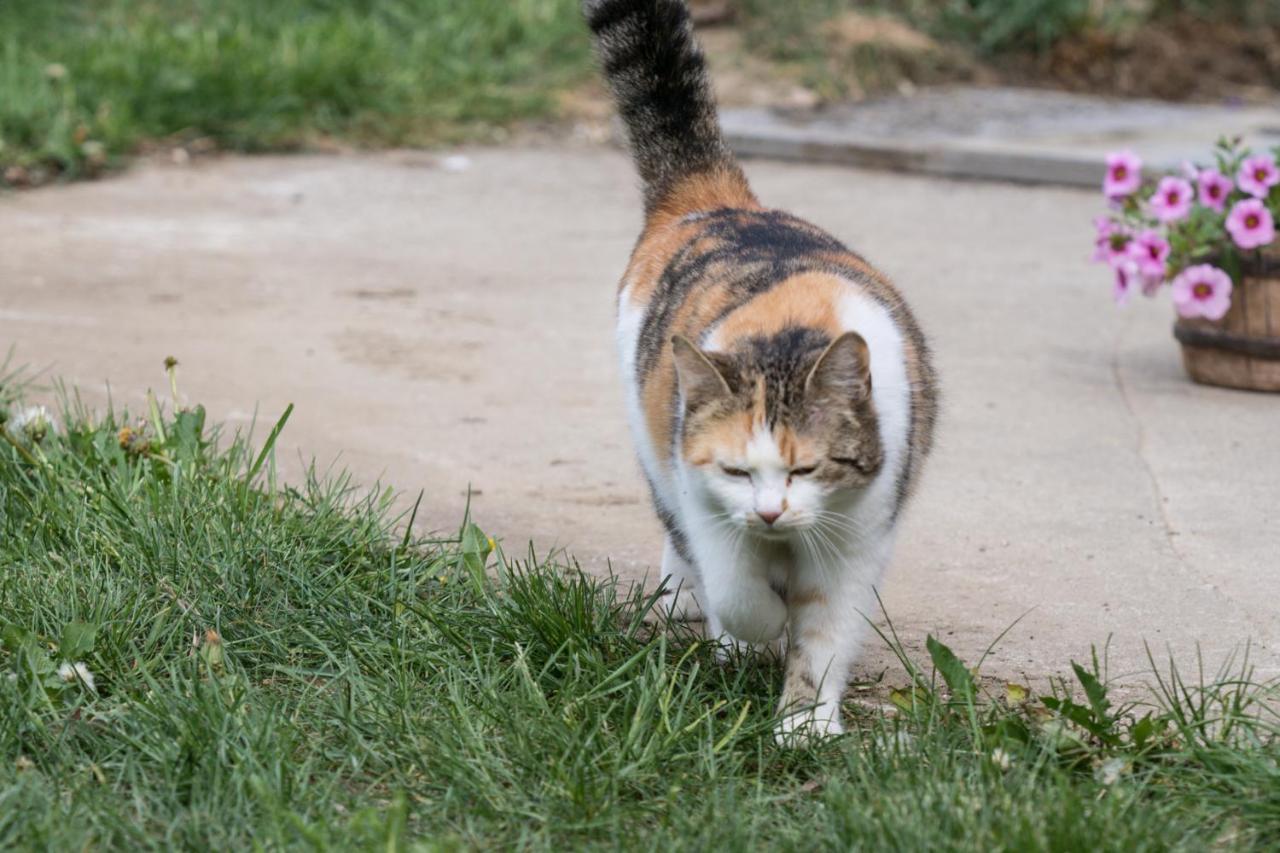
top-left (1173, 252), bottom-right (1280, 393)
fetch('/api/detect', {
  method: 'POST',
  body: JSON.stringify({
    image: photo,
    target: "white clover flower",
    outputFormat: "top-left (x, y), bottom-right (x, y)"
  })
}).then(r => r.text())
top-left (57, 661), bottom-right (96, 692)
top-left (6, 405), bottom-right (55, 445)
top-left (990, 747), bottom-right (1012, 771)
top-left (1095, 757), bottom-right (1128, 786)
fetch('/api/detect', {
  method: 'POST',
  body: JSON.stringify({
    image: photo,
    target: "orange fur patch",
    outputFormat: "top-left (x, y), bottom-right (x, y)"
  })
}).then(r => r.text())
top-left (786, 588), bottom-right (828, 608)
top-left (712, 272), bottom-right (846, 345)
top-left (649, 167), bottom-right (759, 231)
top-left (624, 167), bottom-right (760, 302)
top-left (683, 410), bottom-right (752, 466)
top-left (774, 426), bottom-right (800, 467)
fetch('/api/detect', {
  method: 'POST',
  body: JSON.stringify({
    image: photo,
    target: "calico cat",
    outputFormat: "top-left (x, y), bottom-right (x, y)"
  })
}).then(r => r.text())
top-left (584, 0), bottom-right (938, 739)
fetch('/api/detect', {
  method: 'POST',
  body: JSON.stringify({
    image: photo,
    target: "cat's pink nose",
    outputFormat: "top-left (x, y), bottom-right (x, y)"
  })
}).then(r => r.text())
top-left (757, 509), bottom-right (782, 526)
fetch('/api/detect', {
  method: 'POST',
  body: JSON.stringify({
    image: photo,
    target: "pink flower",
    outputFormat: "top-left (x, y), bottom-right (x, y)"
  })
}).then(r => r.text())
top-left (1225, 198), bottom-right (1276, 250)
top-left (1171, 264), bottom-right (1233, 321)
top-left (1103, 150), bottom-right (1143, 198)
top-left (1196, 169), bottom-right (1233, 213)
top-left (1149, 177), bottom-right (1194, 223)
top-left (1237, 155), bottom-right (1279, 199)
top-left (1091, 217), bottom-right (1131, 264)
top-left (1113, 257), bottom-right (1140, 306)
top-left (1129, 229), bottom-right (1170, 280)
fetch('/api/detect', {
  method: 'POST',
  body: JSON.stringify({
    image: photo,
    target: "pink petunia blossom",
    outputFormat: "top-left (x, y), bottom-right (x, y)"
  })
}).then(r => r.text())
top-left (1149, 176), bottom-right (1194, 223)
top-left (1103, 150), bottom-right (1143, 198)
top-left (1129, 229), bottom-right (1170, 280)
top-left (1113, 257), bottom-right (1140, 306)
top-left (1171, 264), bottom-right (1233, 321)
top-left (1225, 198), bottom-right (1276, 250)
top-left (1091, 217), bottom-right (1131, 264)
top-left (1237, 155), bottom-right (1279, 199)
top-left (1196, 169), bottom-right (1233, 213)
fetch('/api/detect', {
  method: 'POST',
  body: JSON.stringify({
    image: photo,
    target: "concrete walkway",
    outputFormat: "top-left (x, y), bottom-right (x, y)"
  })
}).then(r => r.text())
top-left (2, 145), bottom-right (1277, 686)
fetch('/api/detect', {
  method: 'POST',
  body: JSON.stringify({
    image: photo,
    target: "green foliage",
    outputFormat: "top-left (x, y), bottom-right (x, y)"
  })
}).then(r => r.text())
top-left (929, 0), bottom-right (1091, 55)
top-left (0, 0), bottom-right (591, 182)
top-left (2, 368), bottom-right (1279, 848)
top-left (927, 633), bottom-right (976, 702)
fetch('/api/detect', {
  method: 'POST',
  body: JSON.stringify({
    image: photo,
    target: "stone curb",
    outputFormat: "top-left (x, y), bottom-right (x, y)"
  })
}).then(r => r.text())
top-left (721, 109), bottom-right (1107, 187)
top-left (719, 96), bottom-right (1280, 189)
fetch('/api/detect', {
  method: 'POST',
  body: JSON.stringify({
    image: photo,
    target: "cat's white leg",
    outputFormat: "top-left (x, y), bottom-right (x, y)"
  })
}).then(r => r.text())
top-left (688, 527), bottom-right (787, 645)
top-left (703, 608), bottom-right (741, 660)
top-left (775, 531), bottom-right (893, 743)
top-left (652, 536), bottom-right (705, 623)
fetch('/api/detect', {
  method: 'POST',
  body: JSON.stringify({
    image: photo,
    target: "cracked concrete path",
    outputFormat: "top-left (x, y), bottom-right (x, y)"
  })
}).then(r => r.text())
top-left (2, 145), bottom-right (1277, 686)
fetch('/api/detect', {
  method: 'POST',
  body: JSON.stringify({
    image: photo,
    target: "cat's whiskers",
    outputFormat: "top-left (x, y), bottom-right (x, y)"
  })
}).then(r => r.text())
top-left (813, 509), bottom-right (875, 541)
top-left (793, 523), bottom-right (836, 588)
top-left (807, 525), bottom-right (844, 585)
top-left (795, 528), bottom-right (819, 579)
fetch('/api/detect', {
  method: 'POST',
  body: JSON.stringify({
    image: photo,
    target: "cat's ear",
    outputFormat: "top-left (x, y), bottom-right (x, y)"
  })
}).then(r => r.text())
top-left (671, 335), bottom-right (733, 408)
top-left (805, 331), bottom-right (872, 404)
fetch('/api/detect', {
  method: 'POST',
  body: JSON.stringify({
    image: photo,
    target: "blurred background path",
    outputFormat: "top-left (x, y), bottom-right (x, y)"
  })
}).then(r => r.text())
top-left (3, 144), bottom-right (1277, 685)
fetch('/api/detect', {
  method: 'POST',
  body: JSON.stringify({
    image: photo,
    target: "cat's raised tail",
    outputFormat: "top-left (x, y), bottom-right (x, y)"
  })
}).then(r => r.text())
top-left (583, 0), bottom-right (756, 219)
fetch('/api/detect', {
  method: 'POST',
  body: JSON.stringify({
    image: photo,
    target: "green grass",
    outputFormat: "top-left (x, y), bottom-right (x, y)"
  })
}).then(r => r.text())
top-left (0, 0), bottom-right (591, 183)
top-left (2, 364), bottom-right (1280, 849)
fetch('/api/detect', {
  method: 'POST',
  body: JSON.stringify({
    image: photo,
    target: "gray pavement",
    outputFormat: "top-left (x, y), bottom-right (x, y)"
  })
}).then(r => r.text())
top-left (1, 144), bottom-right (1277, 688)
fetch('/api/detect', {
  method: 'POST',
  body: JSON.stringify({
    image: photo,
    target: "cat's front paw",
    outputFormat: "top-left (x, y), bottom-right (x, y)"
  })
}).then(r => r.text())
top-left (707, 632), bottom-right (786, 664)
top-left (774, 704), bottom-right (844, 747)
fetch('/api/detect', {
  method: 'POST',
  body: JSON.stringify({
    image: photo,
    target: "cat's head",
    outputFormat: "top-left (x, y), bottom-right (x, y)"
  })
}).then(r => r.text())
top-left (673, 328), bottom-right (883, 535)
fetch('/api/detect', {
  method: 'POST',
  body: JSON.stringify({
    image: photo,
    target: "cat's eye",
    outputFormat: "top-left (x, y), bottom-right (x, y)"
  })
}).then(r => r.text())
top-left (789, 466), bottom-right (818, 477)
top-left (832, 456), bottom-right (873, 473)
top-left (720, 465), bottom-right (751, 478)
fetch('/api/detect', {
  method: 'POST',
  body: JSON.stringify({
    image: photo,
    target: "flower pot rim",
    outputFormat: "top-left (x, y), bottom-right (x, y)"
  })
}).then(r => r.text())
top-left (1173, 321), bottom-right (1280, 359)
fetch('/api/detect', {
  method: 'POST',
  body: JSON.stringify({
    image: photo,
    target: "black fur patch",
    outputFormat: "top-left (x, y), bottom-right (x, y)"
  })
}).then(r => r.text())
top-left (736, 328), bottom-right (833, 426)
top-left (584, 0), bottom-right (733, 213)
top-left (644, 472), bottom-right (693, 560)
